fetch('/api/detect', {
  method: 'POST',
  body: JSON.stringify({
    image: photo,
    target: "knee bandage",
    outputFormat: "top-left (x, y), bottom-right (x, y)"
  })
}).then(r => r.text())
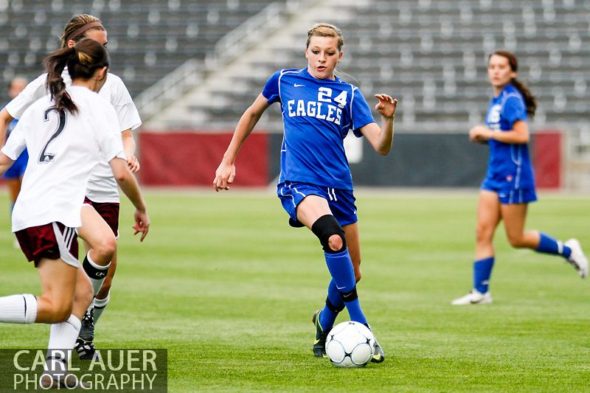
top-left (311, 214), bottom-right (346, 253)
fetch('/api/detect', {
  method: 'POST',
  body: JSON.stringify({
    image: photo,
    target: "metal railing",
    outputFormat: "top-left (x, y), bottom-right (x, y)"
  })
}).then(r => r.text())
top-left (135, 0), bottom-right (313, 122)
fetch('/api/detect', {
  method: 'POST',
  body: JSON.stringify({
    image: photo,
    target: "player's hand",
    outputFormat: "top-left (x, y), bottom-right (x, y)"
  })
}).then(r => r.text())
top-left (127, 155), bottom-right (141, 173)
top-left (213, 162), bottom-right (236, 192)
top-left (133, 209), bottom-right (150, 242)
top-left (374, 94), bottom-right (398, 120)
top-left (469, 125), bottom-right (492, 144)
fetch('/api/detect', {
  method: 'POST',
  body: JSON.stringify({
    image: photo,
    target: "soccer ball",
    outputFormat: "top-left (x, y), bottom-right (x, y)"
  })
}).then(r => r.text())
top-left (325, 321), bottom-right (375, 367)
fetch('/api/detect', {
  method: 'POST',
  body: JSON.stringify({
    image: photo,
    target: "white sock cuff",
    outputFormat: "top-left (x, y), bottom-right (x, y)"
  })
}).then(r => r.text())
top-left (0, 294), bottom-right (38, 324)
top-left (86, 252), bottom-right (111, 271)
top-left (47, 316), bottom-right (81, 350)
top-left (23, 294), bottom-right (38, 324)
top-left (66, 315), bottom-right (81, 331)
top-left (557, 241), bottom-right (564, 254)
top-left (94, 294), bottom-right (110, 308)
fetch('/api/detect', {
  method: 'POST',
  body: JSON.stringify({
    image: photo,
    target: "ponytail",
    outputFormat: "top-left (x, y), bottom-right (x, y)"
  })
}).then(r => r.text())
top-left (44, 47), bottom-right (78, 114)
top-left (511, 78), bottom-right (537, 118)
top-left (43, 38), bottom-right (110, 115)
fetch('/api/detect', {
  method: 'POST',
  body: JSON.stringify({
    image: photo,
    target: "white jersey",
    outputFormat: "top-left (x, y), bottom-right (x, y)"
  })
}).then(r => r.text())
top-left (6, 71), bottom-right (141, 203)
top-left (2, 86), bottom-right (126, 231)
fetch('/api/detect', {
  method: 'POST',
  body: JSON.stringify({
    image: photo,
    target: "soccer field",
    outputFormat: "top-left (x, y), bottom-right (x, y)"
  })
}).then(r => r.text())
top-left (0, 190), bottom-right (589, 392)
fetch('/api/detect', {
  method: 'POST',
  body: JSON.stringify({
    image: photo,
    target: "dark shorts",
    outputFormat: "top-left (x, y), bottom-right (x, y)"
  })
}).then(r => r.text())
top-left (83, 197), bottom-right (120, 237)
top-left (277, 181), bottom-right (358, 227)
top-left (481, 177), bottom-right (537, 204)
top-left (15, 222), bottom-right (79, 268)
top-left (3, 150), bottom-right (28, 179)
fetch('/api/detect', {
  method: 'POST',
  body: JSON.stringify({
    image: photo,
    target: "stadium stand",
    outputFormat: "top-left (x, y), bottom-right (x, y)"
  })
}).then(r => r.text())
top-left (0, 0), bottom-right (284, 102)
top-left (0, 0), bottom-right (588, 188)
top-left (1, 0), bottom-right (587, 132)
top-left (138, 0), bottom-right (589, 189)
top-left (141, 0), bottom-right (589, 134)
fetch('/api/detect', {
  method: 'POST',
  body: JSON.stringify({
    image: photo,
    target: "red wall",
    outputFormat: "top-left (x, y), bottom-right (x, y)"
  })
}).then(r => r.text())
top-left (139, 131), bottom-right (268, 186)
top-left (533, 131), bottom-right (562, 189)
top-left (137, 130), bottom-right (562, 189)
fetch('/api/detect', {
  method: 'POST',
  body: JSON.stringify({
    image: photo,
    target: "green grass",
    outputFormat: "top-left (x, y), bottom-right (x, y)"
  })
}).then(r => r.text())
top-left (0, 189), bottom-right (589, 392)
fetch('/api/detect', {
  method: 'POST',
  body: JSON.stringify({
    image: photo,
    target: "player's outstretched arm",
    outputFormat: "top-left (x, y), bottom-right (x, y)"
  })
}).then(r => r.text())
top-left (360, 94), bottom-right (398, 155)
top-left (213, 93), bottom-right (270, 191)
top-left (110, 157), bottom-right (150, 241)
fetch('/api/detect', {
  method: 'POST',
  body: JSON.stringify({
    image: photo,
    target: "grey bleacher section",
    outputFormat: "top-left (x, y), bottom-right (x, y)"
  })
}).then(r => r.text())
top-left (0, 0), bottom-right (281, 103)
top-left (348, 0), bottom-right (588, 131)
top-left (179, 0), bottom-right (589, 132)
top-left (1, 0), bottom-right (587, 133)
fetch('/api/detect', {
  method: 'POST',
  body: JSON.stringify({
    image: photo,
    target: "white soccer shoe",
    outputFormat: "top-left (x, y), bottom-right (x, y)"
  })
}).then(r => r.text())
top-left (451, 289), bottom-right (492, 305)
top-left (565, 239), bottom-right (588, 279)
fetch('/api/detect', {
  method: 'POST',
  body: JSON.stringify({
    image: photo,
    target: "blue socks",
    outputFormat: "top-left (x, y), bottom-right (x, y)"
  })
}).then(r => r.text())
top-left (470, 234), bottom-right (573, 295)
top-left (319, 279), bottom-right (343, 330)
top-left (473, 256), bottom-right (495, 294)
top-left (324, 249), bottom-right (367, 326)
top-left (536, 233), bottom-right (571, 259)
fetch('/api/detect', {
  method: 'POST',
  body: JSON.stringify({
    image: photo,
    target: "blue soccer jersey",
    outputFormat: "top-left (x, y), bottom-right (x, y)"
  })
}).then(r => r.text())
top-left (484, 83), bottom-right (535, 191)
top-left (262, 68), bottom-right (375, 190)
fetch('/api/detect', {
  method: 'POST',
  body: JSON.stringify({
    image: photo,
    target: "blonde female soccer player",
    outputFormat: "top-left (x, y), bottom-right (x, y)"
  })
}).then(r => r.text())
top-left (214, 23), bottom-right (397, 362)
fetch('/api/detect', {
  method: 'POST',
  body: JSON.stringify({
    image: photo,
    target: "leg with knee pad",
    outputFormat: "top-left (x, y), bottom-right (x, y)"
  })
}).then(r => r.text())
top-left (313, 215), bottom-right (367, 325)
top-left (311, 214), bottom-right (346, 253)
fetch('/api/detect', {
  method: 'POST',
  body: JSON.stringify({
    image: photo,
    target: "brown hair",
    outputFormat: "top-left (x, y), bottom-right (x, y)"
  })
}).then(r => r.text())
top-left (489, 50), bottom-right (537, 117)
top-left (60, 14), bottom-right (105, 48)
top-left (306, 23), bottom-right (344, 51)
top-left (44, 38), bottom-right (110, 113)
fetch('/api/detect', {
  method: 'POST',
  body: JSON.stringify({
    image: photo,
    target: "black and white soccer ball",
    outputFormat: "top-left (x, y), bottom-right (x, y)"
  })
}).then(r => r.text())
top-left (325, 321), bottom-right (375, 367)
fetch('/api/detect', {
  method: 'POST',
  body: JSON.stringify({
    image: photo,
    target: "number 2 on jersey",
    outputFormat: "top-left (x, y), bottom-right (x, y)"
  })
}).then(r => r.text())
top-left (39, 106), bottom-right (66, 163)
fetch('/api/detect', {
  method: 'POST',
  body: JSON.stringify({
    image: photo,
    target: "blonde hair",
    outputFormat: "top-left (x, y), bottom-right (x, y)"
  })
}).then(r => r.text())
top-left (60, 14), bottom-right (105, 48)
top-left (306, 23), bottom-right (344, 50)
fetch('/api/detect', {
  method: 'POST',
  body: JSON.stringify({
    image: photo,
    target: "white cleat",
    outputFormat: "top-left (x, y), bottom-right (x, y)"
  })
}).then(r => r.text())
top-left (371, 337), bottom-right (385, 363)
top-left (565, 239), bottom-right (588, 279)
top-left (451, 289), bottom-right (492, 305)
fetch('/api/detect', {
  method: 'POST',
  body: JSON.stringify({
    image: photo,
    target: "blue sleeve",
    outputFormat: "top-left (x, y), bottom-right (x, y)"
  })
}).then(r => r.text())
top-left (351, 88), bottom-right (375, 137)
top-left (502, 95), bottom-right (527, 126)
top-left (261, 70), bottom-right (281, 104)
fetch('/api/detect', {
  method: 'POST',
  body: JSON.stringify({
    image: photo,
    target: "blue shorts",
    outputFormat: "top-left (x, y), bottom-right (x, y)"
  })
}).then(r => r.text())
top-left (277, 181), bottom-right (358, 227)
top-left (481, 177), bottom-right (537, 204)
top-left (3, 149), bottom-right (28, 179)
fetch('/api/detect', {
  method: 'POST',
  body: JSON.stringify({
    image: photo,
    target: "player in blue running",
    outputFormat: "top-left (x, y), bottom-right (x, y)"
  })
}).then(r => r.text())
top-left (452, 50), bottom-right (588, 306)
top-left (214, 23), bottom-right (397, 362)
